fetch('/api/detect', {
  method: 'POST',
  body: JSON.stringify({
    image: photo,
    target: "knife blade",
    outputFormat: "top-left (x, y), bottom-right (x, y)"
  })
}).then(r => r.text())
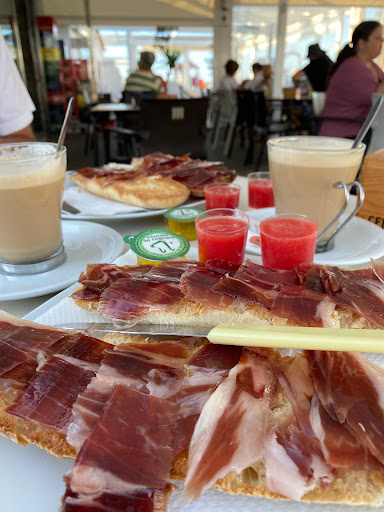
top-left (55, 322), bottom-right (384, 353)
top-left (56, 322), bottom-right (210, 337)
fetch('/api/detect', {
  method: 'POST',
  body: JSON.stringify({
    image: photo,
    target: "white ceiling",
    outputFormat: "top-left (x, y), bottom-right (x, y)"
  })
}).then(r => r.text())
top-left (34, 0), bottom-right (384, 25)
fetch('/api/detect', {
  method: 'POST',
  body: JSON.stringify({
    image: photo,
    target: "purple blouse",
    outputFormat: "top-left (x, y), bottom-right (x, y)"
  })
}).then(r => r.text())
top-left (319, 56), bottom-right (384, 138)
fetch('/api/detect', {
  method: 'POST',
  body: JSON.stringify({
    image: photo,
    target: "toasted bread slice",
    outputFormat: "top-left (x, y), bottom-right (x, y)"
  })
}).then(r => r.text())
top-left (72, 289), bottom-right (376, 330)
top-left (69, 173), bottom-right (190, 209)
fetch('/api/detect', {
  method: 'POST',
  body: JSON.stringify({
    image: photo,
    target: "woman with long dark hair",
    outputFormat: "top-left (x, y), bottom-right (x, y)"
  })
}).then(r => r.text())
top-left (319, 21), bottom-right (384, 139)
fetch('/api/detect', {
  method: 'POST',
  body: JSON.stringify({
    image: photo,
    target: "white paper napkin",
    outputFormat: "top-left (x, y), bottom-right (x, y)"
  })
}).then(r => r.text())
top-left (33, 252), bottom-right (137, 326)
top-left (63, 186), bottom-right (147, 215)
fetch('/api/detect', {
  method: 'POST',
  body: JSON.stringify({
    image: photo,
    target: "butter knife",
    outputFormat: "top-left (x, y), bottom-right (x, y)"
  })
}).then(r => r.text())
top-left (55, 322), bottom-right (384, 353)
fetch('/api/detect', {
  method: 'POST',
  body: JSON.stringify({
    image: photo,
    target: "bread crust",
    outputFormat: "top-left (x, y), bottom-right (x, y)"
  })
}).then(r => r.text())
top-left (69, 173), bottom-right (190, 209)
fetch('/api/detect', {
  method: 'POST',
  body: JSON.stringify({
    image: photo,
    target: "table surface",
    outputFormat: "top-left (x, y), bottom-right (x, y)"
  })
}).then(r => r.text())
top-left (0, 177), bottom-right (249, 319)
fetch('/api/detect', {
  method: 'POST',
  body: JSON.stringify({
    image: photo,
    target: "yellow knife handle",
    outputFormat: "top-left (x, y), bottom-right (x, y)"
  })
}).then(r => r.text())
top-left (207, 324), bottom-right (384, 353)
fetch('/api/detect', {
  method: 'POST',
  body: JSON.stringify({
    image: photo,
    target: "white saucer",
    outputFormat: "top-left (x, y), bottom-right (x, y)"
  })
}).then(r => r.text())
top-left (246, 208), bottom-right (384, 266)
top-left (0, 220), bottom-right (124, 300)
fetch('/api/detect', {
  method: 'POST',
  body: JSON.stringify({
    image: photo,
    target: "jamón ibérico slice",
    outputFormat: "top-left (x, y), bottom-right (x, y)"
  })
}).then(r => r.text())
top-left (67, 338), bottom-right (196, 450)
top-left (70, 287), bottom-right (101, 301)
top-left (64, 384), bottom-right (178, 510)
top-left (98, 278), bottom-right (182, 321)
top-left (307, 350), bottom-right (384, 465)
top-left (372, 259), bottom-right (384, 283)
top-left (264, 425), bottom-right (334, 501)
top-left (277, 354), bottom-right (314, 435)
top-left (244, 260), bottom-right (298, 285)
top-left (180, 267), bottom-right (234, 309)
top-left (183, 350), bottom-right (274, 502)
top-left (310, 393), bottom-right (384, 471)
top-left (78, 263), bottom-right (152, 292)
top-left (271, 284), bottom-right (336, 327)
top-left (236, 347), bottom-right (278, 403)
top-left (62, 486), bottom-right (172, 512)
top-left (211, 271), bottom-right (278, 309)
top-left (0, 313), bottom-right (105, 389)
top-left (6, 355), bottom-right (95, 433)
top-left (205, 259), bottom-right (241, 275)
top-left (187, 343), bottom-right (242, 370)
top-left (145, 260), bottom-right (204, 283)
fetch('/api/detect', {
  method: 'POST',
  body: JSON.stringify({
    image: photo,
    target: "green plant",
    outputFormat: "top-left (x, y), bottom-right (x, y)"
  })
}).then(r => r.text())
top-left (160, 46), bottom-right (182, 79)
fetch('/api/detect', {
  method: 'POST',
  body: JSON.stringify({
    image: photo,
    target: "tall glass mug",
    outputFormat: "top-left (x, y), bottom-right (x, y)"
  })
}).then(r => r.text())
top-left (0, 142), bottom-right (67, 274)
top-left (267, 137), bottom-right (365, 252)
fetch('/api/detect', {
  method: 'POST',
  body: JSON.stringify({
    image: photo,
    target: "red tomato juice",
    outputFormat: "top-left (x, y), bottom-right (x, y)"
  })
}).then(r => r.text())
top-left (260, 217), bottom-right (317, 270)
top-left (205, 186), bottom-right (240, 209)
top-left (196, 216), bottom-right (248, 264)
top-left (248, 179), bottom-right (274, 208)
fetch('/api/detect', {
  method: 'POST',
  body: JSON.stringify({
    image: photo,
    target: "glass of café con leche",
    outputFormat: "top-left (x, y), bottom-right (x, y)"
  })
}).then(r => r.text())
top-left (0, 142), bottom-right (67, 275)
top-left (267, 136), bottom-right (365, 252)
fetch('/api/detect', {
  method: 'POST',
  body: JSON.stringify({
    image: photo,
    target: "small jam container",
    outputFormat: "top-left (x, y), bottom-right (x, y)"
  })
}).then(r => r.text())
top-left (164, 207), bottom-right (204, 241)
top-left (124, 229), bottom-right (190, 266)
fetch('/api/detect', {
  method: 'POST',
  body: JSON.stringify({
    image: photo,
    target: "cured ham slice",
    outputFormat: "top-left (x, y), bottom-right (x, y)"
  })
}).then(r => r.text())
top-left (67, 338), bottom-right (195, 450)
top-left (264, 425), bottom-right (334, 501)
top-left (6, 356), bottom-right (95, 433)
top-left (76, 154), bottom-right (236, 196)
top-left (63, 486), bottom-right (171, 512)
top-left (98, 278), bottom-right (182, 321)
top-left (145, 260), bottom-right (205, 283)
top-left (183, 350), bottom-right (275, 502)
top-left (63, 384), bottom-right (178, 511)
top-left (271, 284), bottom-right (336, 327)
top-left (310, 393), bottom-right (384, 471)
top-left (79, 263), bottom-right (151, 291)
top-left (0, 312), bottom-right (107, 389)
top-left (180, 267), bottom-right (235, 309)
top-left (307, 351), bottom-right (384, 465)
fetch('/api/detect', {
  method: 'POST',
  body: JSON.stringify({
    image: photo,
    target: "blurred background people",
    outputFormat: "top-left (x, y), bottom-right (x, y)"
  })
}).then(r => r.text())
top-left (0, 32), bottom-right (35, 143)
top-left (125, 51), bottom-right (165, 93)
top-left (319, 21), bottom-right (384, 139)
top-left (292, 44), bottom-right (333, 92)
top-left (244, 62), bottom-right (264, 91)
top-left (218, 59), bottom-right (239, 92)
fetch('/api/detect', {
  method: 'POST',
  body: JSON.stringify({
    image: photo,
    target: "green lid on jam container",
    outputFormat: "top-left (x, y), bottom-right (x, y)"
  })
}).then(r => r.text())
top-left (124, 229), bottom-right (190, 262)
top-left (164, 207), bottom-right (204, 222)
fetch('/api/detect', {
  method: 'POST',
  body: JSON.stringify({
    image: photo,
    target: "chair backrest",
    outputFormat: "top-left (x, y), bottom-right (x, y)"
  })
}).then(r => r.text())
top-left (254, 91), bottom-right (269, 127)
top-left (236, 90), bottom-right (257, 127)
top-left (217, 89), bottom-right (236, 119)
top-left (138, 98), bottom-right (209, 159)
top-left (121, 90), bottom-right (157, 106)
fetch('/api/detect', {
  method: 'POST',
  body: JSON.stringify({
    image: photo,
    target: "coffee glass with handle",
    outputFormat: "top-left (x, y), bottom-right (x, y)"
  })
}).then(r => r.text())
top-left (0, 142), bottom-right (67, 274)
top-left (267, 136), bottom-right (365, 252)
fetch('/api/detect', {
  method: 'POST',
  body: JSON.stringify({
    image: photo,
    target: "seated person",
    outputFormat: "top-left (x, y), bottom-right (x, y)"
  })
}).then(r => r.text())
top-left (125, 51), bottom-right (165, 94)
top-left (0, 32), bottom-right (35, 143)
top-left (292, 44), bottom-right (333, 92)
top-left (218, 59), bottom-right (239, 93)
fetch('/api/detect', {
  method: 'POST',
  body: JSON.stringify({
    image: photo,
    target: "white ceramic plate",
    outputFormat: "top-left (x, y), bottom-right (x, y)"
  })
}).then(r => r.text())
top-left (0, 220), bottom-right (124, 301)
top-left (62, 172), bottom-right (205, 221)
top-left (245, 208), bottom-right (384, 266)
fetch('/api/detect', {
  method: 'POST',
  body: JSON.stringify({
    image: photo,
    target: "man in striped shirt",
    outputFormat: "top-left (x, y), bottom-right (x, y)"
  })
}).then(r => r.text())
top-left (125, 51), bottom-right (166, 93)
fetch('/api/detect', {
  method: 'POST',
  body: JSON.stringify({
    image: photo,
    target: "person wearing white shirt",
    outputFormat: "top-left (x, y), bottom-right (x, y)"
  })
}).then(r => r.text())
top-left (244, 63), bottom-right (265, 92)
top-left (0, 31), bottom-right (35, 143)
top-left (218, 60), bottom-right (239, 92)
